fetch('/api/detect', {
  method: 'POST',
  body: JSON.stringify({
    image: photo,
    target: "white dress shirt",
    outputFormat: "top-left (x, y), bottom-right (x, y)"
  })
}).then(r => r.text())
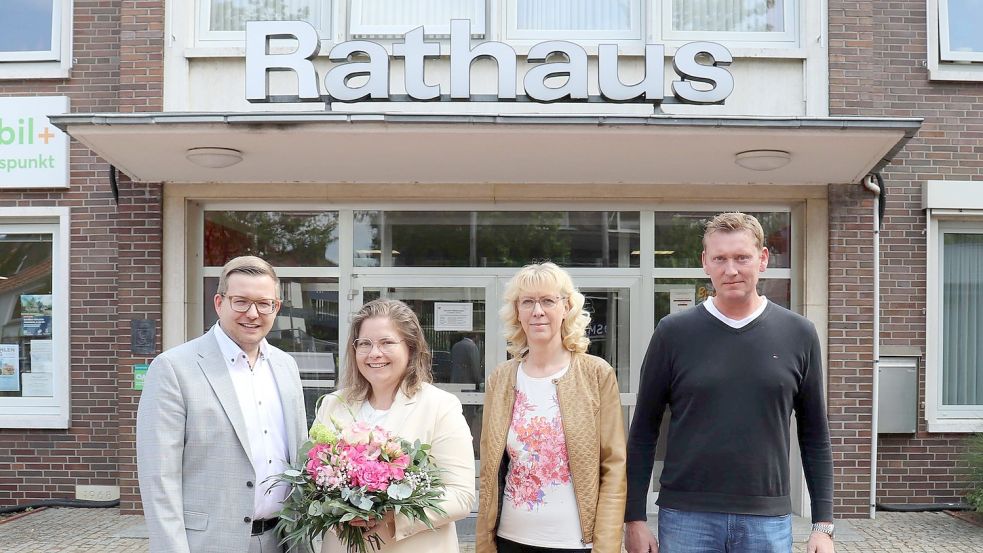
top-left (214, 323), bottom-right (291, 520)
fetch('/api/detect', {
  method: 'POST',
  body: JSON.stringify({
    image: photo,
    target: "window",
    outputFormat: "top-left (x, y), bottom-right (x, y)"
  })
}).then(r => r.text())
top-left (0, 208), bottom-right (70, 428)
top-left (353, 210), bottom-right (640, 268)
top-left (931, 223), bottom-right (983, 426)
top-left (661, 0), bottom-right (796, 45)
top-left (0, 0), bottom-right (71, 79)
top-left (350, 0), bottom-right (485, 37)
top-left (202, 210), bottom-right (341, 427)
top-left (940, 232), bottom-right (983, 407)
top-left (506, 0), bottom-right (641, 40)
top-left (198, 0), bottom-right (330, 42)
top-left (925, 181), bottom-right (983, 430)
top-left (652, 210), bottom-right (793, 326)
top-left (928, 0), bottom-right (983, 81)
top-left (938, 0), bottom-right (983, 62)
top-left (0, 0), bottom-right (61, 62)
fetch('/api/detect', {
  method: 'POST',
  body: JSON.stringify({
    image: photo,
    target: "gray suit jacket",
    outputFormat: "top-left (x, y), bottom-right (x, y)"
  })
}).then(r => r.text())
top-left (136, 326), bottom-right (309, 553)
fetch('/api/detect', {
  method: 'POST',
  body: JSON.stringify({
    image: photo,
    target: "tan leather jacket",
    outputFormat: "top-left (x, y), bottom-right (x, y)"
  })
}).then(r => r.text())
top-left (476, 353), bottom-right (627, 553)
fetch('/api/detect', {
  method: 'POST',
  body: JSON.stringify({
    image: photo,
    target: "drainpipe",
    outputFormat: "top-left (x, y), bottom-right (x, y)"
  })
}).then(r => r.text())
top-left (862, 173), bottom-right (884, 519)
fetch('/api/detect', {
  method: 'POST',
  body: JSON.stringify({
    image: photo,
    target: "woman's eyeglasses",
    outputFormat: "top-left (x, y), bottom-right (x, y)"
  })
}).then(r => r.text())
top-left (353, 338), bottom-right (404, 355)
top-left (517, 295), bottom-right (566, 312)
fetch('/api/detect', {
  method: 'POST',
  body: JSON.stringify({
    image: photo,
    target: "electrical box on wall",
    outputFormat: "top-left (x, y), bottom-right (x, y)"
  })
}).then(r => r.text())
top-left (878, 356), bottom-right (919, 433)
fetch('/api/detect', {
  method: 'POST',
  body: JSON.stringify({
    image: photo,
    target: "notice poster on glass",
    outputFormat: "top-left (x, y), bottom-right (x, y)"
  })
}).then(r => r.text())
top-left (22, 372), bottom-right (53, 397)
top-left (434, 303), bottom-right (473, 332)
top-left (0, 344), bottom-right (20, 392)
top-left (669, 288), bottom-right (696, 314)
top-left (30, 339), bottom-right (53, 372)
top-left (21, 294), bottom-right (53, 337)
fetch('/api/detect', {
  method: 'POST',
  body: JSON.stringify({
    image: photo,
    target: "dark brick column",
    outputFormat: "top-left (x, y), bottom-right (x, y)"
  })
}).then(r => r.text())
top-left (116, 0), bottom-right (165, 514)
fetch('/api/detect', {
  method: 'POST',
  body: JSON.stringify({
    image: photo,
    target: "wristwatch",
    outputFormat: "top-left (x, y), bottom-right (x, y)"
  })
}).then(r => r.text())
top-left (811, 522), bottom-right (835, 539)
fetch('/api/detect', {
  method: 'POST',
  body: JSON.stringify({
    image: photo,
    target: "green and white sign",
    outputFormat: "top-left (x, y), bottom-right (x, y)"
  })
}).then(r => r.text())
top-left (0, 96), bottom-right (70, 189)
top-left (133, 364), bottom-right (149, 391)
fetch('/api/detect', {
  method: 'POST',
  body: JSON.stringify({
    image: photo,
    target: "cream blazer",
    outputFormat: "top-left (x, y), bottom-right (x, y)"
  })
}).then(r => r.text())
top-left (315, 383), bottom-right (476, 553)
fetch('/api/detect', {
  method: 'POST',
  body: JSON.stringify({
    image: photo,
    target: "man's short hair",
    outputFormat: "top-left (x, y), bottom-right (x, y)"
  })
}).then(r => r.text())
top-left (216, 256), bottom-right (281, 298)
top-left (703, 212), bottom-right (765, 250)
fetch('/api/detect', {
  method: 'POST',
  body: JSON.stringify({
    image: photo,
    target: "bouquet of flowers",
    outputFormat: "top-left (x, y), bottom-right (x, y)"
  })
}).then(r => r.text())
top-left (271, 416), bottom-right (447, 553)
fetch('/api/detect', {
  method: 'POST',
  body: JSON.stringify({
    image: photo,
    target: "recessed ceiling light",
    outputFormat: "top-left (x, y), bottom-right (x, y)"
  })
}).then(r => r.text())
top-left (185, 147), bottom-right (243, 168)
top-left (735, 150), bottom-right (791, 171)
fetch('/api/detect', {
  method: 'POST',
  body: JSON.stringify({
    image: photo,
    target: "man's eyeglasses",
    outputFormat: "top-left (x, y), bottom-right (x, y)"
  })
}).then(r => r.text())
top-left (517, 295), bottom-right (567, 312)
top-left (222, 295), bottom-right (280, 315)
top-left (353, 338), bottom-right (404, 355)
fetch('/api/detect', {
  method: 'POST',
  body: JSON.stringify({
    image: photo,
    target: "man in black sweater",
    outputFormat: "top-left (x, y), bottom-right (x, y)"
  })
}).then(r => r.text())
top-left (624, 212), bottom-right (835, 553)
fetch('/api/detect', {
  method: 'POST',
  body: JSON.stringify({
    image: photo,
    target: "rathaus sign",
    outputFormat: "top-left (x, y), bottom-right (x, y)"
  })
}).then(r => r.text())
top-left (245, 20), bottom-right (735, 108)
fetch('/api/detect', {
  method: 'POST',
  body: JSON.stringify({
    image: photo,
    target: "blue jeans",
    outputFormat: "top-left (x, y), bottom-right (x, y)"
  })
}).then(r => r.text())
top-left (658, 507), bottom-right (792, 553)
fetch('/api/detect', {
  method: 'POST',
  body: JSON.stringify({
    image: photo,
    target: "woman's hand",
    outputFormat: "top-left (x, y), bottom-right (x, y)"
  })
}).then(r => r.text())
top-left (348, 510), bottom-right (396, 542)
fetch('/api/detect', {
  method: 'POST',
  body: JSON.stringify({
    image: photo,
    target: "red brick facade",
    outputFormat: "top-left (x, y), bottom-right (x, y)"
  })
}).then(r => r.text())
top-left (0, 0), bottom-right (164, 512)
top-left (828, 0), bottom-right (975, 514)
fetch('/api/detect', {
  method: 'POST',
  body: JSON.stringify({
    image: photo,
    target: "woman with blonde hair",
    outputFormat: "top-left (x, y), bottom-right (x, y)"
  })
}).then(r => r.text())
top-left (315, 298), bottom-right (476, 552)
top-left (477, 262), bottom-right (627, 553)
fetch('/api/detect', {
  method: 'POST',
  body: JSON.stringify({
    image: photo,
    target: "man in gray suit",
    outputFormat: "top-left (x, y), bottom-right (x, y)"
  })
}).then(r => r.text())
top-left (137, 256), bottom-right (308, 553)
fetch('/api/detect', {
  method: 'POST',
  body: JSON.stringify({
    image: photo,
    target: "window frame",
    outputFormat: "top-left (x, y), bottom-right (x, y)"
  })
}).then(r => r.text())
top-left (938, 0), bottom-right (983, 63)
top-left (927, 217), bottom-right (983, 431)
top-left (0, 0), bottom-right (72, 80)
top-left (0, 207), bottom-right (71, 429)
top-left (504, 0), bottom-right (642, 42)
top-left (927, 0), bottom-right (983, 81)
top-left (350, 0), bottom-right (487, 38)
top-left (924, 180), bottom-right (983, 432)
top-left (0, 0), bottom-right (62, 62)
top-left (657, 0), bottom-right (798, 47)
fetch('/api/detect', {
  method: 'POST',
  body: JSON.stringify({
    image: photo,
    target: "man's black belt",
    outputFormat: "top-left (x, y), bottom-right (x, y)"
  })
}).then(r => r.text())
top-left (251, 518), bottom-right (277, 535)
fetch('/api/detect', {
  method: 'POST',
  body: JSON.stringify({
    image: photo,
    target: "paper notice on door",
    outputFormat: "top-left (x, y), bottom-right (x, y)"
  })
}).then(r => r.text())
top-left (0, 344), bottom-right (20, 392)
top-left (434, 303), bottom-right (473, 332)
top-left (30, 340), bottom-right (53, 373)
top-left (669, 288), bottom-right (696, 314)
top-left (22, 372), bottom-right (53, 397)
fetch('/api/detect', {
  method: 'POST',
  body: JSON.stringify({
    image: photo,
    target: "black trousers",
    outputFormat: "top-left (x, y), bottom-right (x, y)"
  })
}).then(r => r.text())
top-left (495, 536), bottom-right (591, 553)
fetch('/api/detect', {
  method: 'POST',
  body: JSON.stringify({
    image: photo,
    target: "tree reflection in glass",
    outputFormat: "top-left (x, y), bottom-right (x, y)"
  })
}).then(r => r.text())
top-left (204, 211), bottom-right (339, 267)
top-left (353, 210), bottom-right (640, 268)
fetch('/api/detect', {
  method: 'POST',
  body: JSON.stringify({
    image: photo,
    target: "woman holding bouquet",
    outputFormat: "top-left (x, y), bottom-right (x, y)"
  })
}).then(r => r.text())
top-left (315, 299), bottom-right (476, 552)
top-left (477, 263), bottom-right (627, 553)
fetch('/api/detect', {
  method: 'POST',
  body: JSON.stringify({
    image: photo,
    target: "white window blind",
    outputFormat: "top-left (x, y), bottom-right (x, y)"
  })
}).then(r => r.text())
top-left (516, 0), bottom-right (632, 31)
top-left (671, 0), bottom-right (785, 32)
top-left (942, 232), bottom-right (983, 406)
top-left (350, 0), bottom-right (485, 36)
top-left (207, 0), bottom-right (323, 32)
top-left (508, 0), bottom-right (640, 40)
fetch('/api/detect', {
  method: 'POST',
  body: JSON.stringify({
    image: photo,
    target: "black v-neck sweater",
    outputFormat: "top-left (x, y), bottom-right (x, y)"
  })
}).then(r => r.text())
top-left (625, 302), bottom-right (834, 523)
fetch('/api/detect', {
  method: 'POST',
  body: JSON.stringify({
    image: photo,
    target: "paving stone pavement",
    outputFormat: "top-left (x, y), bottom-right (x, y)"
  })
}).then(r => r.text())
top-left (0, 508), bottom-right (979, 552)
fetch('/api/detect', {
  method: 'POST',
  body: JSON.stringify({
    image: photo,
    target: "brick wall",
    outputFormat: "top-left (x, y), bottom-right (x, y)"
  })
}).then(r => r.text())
top-left (115, 177), bottom-right (163, 514)
top-left (0, 0), bottom-right (123, 506)
top-left (116, 0), bottom-right (165, 515)
top-left (829, 0), bottom-right (975, 512)
top-left (826, 184), bottom-right (877, 518)
top-left (0, 0), bottom-right (165, 511)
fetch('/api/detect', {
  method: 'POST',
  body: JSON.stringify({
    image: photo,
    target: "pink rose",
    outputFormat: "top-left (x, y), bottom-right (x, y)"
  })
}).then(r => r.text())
top-left (341, 421), bottom-right (373, 445)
